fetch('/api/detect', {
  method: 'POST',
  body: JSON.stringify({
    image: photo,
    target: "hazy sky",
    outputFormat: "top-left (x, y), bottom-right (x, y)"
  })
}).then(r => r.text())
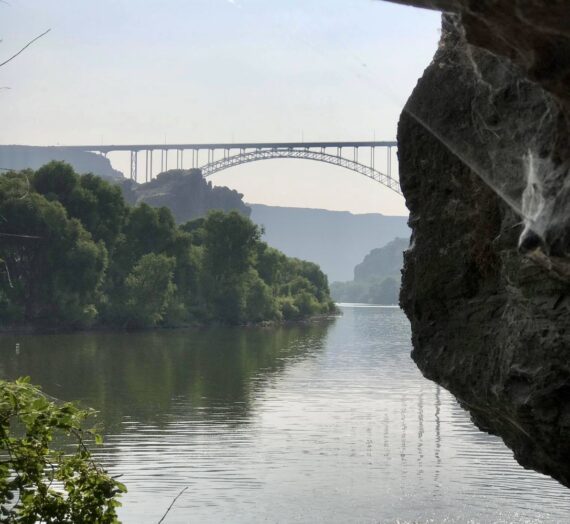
top-left (1, 0), bottom-right (440, 215)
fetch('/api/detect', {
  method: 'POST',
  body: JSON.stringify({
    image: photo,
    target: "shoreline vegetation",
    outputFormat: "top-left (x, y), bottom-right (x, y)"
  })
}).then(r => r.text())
top-left (0, 162), bottom-right (337, 332)
top-left (0, 312), bottom-right (340, 336)
top-left (330, 237), bottom-right (408, 305)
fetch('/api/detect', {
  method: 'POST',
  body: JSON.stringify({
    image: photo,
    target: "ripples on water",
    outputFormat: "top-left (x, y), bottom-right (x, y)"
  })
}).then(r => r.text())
top-left (0, 306), bottom-right (568, 523)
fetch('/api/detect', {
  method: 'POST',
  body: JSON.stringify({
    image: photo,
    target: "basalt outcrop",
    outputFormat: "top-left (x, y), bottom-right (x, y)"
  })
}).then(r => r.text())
top-left (389, 1), bottom-right (570, 486)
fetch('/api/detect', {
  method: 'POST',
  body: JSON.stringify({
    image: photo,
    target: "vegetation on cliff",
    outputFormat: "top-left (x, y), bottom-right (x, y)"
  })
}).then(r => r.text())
top-left (0, 162), bottom-right (335, 329)
top-left (120, 169), bottom-right (251, 223)
top-left (330, 237), bottom-right (408, 304)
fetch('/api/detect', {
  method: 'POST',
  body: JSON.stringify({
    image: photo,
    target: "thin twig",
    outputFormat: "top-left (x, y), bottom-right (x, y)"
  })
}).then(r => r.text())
top-left (157, 486), bottom-right (189, 524)
top-left (0, 232), bottom-right (41, 239)
top-left (0, 29), bottom-right (51, 68)
top-left (1, 259), bottom-right (13, 287)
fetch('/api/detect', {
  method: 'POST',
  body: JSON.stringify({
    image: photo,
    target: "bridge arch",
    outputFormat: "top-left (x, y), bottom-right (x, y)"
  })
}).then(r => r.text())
top-left (199, 148), bottom-right (402, 195)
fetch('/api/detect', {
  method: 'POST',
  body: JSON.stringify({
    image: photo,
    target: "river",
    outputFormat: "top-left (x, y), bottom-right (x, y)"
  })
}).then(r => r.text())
top-left (0, 305), bottom-right (568, 523)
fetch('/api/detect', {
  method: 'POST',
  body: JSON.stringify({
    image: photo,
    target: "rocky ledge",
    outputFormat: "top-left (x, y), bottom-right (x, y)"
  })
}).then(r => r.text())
top-left (388, 1), bottom-right (570, 486)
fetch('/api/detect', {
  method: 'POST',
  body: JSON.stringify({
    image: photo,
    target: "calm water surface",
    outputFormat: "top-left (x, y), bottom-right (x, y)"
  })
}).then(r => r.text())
top-left (1, 306), bottom-right (568, 523)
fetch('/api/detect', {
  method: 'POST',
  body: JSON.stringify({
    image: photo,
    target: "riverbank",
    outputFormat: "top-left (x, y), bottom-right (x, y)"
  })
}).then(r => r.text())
top-left (0, 311), bottom-right (341, 336)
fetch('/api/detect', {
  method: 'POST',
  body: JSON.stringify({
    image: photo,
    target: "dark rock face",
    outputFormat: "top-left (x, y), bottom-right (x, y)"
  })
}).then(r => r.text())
top-left (387, 1), bottom-right (570, 110)
top-left (394, 3), bottom-right (570, 487)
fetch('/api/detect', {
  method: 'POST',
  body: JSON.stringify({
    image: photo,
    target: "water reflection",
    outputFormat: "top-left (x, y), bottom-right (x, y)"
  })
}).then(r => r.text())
top-left (1, 309), bottom-right (569, 523)
top-left (0, 323), bottom-right (330, 431)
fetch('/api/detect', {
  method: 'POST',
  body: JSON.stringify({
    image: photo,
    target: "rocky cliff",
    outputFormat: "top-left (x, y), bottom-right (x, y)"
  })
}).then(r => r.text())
top-left (120, 169), bottom-right (251, 223)
top-left (390, 2), bottom-right (570, 486)
top-left (354, 237), bottom-right (409, 282)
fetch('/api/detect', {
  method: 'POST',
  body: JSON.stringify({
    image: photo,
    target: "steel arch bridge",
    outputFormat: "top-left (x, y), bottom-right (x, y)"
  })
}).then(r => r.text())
top-left (56, 140), bottom-right (400, 195)
top-left (199, 146), bottom-right (401, 195)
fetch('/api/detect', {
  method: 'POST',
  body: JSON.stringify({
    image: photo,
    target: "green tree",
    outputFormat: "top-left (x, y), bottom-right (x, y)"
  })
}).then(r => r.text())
top-left (201, 211), bottom-right (262, 323)
top-left (33, 163), bottom-right (127, 249)
top-left (167, 232), bottom-right (202, 318)
top-left (0, 175), bottom-right (107, 326)
top-left (67, 174), bottom-right (127, 248)
top-left (255, 243), bottom-right (287, 289)
top-left (105, 204), bottom-right (178, 309)
top-left (202, 211), bottom-right (261, 277)
top-left (245, 271), bottom-right (279, 322)
top-left (32, 161), bottom-right (78, 205)
top-left (0, 165), bottom-right (337, 327)
top-left (0, 377), bottom-right (126, 523)
top-left (122, 253), bottom-right (176, 327)
top-left (123, 204), bottom-right (177, 260)
top-left (294, 290), bottom-right (320, 318)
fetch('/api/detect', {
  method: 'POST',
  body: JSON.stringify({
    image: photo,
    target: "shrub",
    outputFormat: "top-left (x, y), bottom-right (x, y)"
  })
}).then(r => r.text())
top-left (0, 377), bottom-right (126, 523)
top-left (123, 253), bottom-right (176, 327)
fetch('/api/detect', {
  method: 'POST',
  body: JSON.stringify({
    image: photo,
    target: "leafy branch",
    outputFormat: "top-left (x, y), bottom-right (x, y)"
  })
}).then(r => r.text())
top-left (0, 377), bottom-right (126, 523)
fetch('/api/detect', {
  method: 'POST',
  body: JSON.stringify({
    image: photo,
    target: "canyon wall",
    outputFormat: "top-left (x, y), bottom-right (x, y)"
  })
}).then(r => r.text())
top-left (0, 146), bottom-right (123, 180)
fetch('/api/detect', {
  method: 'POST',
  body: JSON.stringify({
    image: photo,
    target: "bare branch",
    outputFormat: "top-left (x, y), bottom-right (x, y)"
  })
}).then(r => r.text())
top-left (1, 259), bottom-right (13, 288)
top-left (0, 29), bottom-right (51, 69)
top-left (157, 487), bottom-right (188, 524)
top-left (0, 233), bottom-right (42, 239)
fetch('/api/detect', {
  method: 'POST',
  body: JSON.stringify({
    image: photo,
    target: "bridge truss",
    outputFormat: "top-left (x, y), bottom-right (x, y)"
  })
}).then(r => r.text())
top-left (59, 141), bottom-right (401, 194)
top-left (200, 147), bottom-right (401, 195)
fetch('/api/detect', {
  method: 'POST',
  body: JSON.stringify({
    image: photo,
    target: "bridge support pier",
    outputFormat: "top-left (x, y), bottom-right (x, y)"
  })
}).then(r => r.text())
top-left (145, 150), bottom-right (149, 182)
top-left (130, 150), bottom-right (138, 181)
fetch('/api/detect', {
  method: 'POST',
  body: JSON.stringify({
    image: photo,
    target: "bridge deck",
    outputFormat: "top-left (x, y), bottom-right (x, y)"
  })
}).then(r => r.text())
top-left (56, 141), bottom-right (397, 153)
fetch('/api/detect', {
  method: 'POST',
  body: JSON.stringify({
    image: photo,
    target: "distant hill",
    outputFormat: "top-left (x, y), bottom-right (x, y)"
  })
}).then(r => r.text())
top-left (354, 237), bottom-right (409, 282)
top-left (0, 145), bottom-right (123, 180)
top-left (249, 204), bottom-right (409, 282)
top-left (121, 169), bottom-right (251, 222)
top-left (330, 237), bottom-right (410, 305)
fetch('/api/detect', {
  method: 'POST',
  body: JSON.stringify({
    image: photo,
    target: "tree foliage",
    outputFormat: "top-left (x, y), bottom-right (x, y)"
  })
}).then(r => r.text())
top-left (122, 253), bottom-right (177, 328)
top-left (330, 276), bottom-right (400, 305)
top-left (0, 172), bottom-right (107, 326)
top-left (0, 162), bottom-right (336, 328)
top-left (330, 238), bottom-right (407, 305)
top-left (0, 377), bottom-right (126, 523)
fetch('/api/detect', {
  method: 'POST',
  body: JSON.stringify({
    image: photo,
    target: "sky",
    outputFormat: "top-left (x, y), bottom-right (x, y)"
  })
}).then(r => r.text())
top-left (0, 0), bottom-right (440, 215)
